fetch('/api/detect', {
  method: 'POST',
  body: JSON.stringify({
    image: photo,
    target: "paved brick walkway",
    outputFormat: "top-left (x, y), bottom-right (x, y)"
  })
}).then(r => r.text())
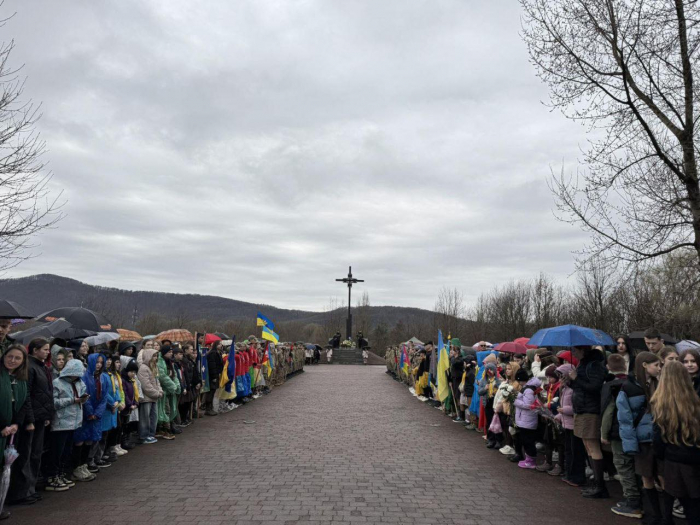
top-left (15, 366), bottom-right (628, 525)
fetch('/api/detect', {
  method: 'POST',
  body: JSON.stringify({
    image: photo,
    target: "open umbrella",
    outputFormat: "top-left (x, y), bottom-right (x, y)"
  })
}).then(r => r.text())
top-left (204, 333), bottom-right (221, 345)
top-left (84, 332), bottom-right (121, 347)
top-left (0, 300), bottom-right (34, 320)
top-left (155, 329), bottom-right (194, 343)
top-left (627, 331), bottom-right (679, 352)
top-left (35, 307), bottom-right (114, 332)
top-left (676, 340), bottom-right (700, 352)
top-left (213, 332), bottom-right (230, 340)
top-left (494, 341), bottom-right (528, 355)
top-left (514, 337), bottom-right (538, 349)
top-left (9, 319), bottom-right (96, 345)
top-left (117, 329), bottom-right (142, 341)
top-left (528, 324), bottom-right (615, 347)
top-left (0, 435), bottom-right (19, 515)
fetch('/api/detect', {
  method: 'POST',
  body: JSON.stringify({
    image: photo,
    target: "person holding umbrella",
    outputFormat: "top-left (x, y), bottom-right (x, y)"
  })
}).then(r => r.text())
top-left (0, 344), bottom-right (31, 519)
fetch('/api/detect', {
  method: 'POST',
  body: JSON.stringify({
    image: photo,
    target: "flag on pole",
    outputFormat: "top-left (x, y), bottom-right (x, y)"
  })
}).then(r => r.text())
top-left (437, 329), bottom-right (450, 402)
top-left (256, 312), bottom-right (274, 329)
top-left (262, 342), bottom-right (274, 377)
top-left (261, 325), bottom-right (279, 344)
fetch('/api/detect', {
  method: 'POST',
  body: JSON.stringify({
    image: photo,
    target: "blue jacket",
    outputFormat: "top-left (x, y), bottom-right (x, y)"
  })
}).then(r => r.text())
top-left (616, 378), bottom-right (653, 454)
top-left (52, 359), bottom-right (86, 431)
top-left (101, 370), bottom-right (121, 431)
top-left (74, 353), bottom-right (110, 443)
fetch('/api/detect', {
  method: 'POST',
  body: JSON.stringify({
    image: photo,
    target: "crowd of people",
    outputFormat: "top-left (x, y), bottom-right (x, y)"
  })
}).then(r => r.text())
top-left (386, 329), bottom-right (700, 524)
top-left (0, 321), bottom-right (305, 521)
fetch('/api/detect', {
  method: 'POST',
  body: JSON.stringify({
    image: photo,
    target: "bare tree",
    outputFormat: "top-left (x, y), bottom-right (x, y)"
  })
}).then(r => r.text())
top-left (0, 22), bottom-right (62, 270)
top-left (433, 286), bottom-right (465, 336)
top-left (355, 291), bottom-right (371, 336)
top-left (521, 0), bottom-right (700, 267)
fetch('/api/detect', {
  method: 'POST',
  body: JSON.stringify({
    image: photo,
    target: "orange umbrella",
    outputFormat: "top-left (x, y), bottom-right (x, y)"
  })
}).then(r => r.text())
top-left (155, 328), bottom-right (194, 343)
top-left (117, 328), bottom-right (142, 341)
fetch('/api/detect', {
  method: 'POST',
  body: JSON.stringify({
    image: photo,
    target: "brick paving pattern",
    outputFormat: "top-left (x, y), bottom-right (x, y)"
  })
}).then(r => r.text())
top-left (15, 366), bottom-right (628, 524)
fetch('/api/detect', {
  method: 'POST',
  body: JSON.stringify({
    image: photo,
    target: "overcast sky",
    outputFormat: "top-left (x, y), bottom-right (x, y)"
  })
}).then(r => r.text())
top-left (4, 0), bottom-right (589, 312)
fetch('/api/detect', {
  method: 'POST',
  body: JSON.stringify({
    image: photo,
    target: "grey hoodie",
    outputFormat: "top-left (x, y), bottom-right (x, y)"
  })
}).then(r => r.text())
top-left (52, 359), bottom-right (87, 431)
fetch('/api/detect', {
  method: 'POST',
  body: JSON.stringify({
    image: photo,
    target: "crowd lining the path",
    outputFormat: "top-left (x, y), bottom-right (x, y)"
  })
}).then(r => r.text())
top-left (385, 329), bottom-right (700, 525)
top-left (0, 322), bottom-right (306, 521)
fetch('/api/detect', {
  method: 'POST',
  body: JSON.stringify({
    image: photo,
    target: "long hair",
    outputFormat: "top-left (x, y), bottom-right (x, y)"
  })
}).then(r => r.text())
top-left (27, 337), bottom-right (50, 356)
top-left (2, 344), bottom-right (29, 381)
top-left (680, 348), bottom-right (700, 377)
top-left (651, 361), bottom-right (700, 447)
top-left (634, 351), bottom-right (660, 400)
top-left (506, 361), bottom-right (520, 381)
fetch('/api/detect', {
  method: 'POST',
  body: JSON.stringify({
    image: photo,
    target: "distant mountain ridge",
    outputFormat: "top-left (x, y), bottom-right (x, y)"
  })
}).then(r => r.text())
top-left (0, 274), bottom-right (433, 330)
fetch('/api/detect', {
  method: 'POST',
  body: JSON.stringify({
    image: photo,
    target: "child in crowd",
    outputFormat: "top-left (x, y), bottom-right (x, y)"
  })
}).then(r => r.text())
top-left (478, 361), bottom-right (502, 449)
top-left (495, 360), bottom-right (520, 457)
top-left (513, 368), bottom-right (541, 469)
top-left (73, 353), bottom-right (108, 479)
top-left (537, 364), bottom-right (564, 475)
top-left (555, 362), bottom-right (587, 487)
top-left (618, 351), bottom-right (668, 522)
top-left (600, 353), bottom-right (640, 518)
top-left (136, 348), bottom-right (162, 444)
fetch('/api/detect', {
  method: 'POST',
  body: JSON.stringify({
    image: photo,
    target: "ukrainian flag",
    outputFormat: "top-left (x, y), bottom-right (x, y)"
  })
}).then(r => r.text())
top-left (261, 325), bottom-right (279, 344)
top-left (437, 330), bottom-right (450, 402)
top-left (256, 312), bottom-right (274, 329)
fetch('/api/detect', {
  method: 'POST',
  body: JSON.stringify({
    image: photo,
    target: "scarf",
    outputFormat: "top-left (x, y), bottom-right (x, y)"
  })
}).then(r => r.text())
top-left (546, 382), bottom-right (560, 407)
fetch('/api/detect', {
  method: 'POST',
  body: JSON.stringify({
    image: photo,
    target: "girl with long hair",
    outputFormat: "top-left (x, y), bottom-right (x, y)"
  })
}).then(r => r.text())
top-left (680, 348), bottom-right (700, 397)
top-left (651, 360), bottom-right (700, 523)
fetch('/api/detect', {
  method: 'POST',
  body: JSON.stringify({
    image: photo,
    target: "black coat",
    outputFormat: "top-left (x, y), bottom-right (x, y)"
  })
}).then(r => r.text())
top-left (206, 349), bottom-right (224, 385)
top-left (571, 352), bottom-right (606, 415)
top-left (653, 424), bottom-right (700, 465)
top-left (600, 374), bottom-right (627, 441)
top-left (27, 355), bottom-right (55, 423)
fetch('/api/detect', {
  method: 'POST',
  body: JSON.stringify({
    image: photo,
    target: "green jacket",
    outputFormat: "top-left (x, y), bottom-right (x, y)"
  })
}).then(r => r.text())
top-left (156, 354), bottom-right (180, 423)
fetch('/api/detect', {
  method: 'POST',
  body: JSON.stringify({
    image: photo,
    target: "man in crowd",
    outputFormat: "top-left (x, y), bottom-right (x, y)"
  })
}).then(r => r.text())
top-left (644, 328), bottom-right (665, 355)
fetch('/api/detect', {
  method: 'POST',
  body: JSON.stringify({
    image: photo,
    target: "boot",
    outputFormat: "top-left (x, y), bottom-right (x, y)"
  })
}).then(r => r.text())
top-left (659, 492), bottom-right (675, 525)
top-left (536, 462), bottom-right (552, 473)
top-left (642, 488), bottom-right (662, 525)
top-left (582, 459), bottom-right (609, 498)
top-left (518, 455), bottom-right (537, 469)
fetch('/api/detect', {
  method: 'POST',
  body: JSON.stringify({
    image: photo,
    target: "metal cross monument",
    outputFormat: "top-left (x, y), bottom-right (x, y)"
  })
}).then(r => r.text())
top-left (335, 266), bottom-right (364, 340)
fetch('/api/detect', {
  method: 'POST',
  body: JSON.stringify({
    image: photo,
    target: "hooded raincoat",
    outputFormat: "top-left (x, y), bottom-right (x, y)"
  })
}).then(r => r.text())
top-left (74, 353), bottom-right (109, 443)
top-left (52, 359), bottom-right (86, 431)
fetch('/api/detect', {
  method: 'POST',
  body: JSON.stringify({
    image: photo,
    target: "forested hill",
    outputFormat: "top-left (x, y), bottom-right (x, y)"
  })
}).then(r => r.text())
top-left (0, 274), bottom-right (434, 334)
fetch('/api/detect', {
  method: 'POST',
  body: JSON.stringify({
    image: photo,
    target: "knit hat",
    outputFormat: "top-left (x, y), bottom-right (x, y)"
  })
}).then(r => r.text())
top-left (514, 368), bottom-right (529, 382)
top-left (544, 364), bottom-right (558, 379)
top-left (558, 350), bottom-right (580, 367)
top-left (172, 346), bottom-right (184, 356)
top-left (483, 353), bottom-right (497, 365)
top-left (125, 359), bottom-right (138, 373)
top-left (160, 345), bottom-right (173, 356)
top-left (451, 338), bottom-right (461, 349)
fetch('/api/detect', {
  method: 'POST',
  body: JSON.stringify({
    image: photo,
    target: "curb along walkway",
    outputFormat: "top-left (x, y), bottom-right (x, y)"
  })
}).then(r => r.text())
top-left (15, 366), bottom-right (627, 524)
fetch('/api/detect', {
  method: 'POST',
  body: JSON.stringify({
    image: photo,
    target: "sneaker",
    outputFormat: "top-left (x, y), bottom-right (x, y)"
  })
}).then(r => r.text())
top-left (673, 501), bottom-right (685, 519)
top-left (499, 445), bottom-right (515, 455)
top-left (59, 475), bottom-right (75, 488)
top-left (536, 462), bottom-right (552, 473)
top-left (114, 445), bottom-right (128, 456)
top-left (160, 432), bottom-right (175, 440)
top-left (611, 499), bottom-right (642, 519)
top-left (86, 462), bottom-right (100, 473)
top-left (452, 417), bottom-right (463, 422)
top-left (95, 459), bottom-right (111, 468)
top-left (44, 476), bottom-right (69, 492)
top-left (464, 423), bottom-right (476, 430)
top-left (417, 396), bottom-right (428, 402)
top-left (155, 431), bottom-right (164, 437)
top-left (547, 465), bottom-right (563, 476)
top-left (145, 437), bottom-right (158, 444)
top-left (121, 441), bottom-right (135, 450)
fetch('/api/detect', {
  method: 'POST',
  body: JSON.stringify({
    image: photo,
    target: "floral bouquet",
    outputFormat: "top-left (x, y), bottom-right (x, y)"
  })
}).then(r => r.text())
top-left (340, 339), bottom-right (354, 348)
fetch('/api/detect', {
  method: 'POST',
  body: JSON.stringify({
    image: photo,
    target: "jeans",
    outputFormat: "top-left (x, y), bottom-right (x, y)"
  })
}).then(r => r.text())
top-left (46, 429), bottom-right (74, 478)
top-left (138, 402), bottom-right (158, 440)
top-left (612, 440), bottom-right (640, 500)
top-left (9, 420), bottom-right (47, 500)
top-left (564, 428), bottom-right (587, 484)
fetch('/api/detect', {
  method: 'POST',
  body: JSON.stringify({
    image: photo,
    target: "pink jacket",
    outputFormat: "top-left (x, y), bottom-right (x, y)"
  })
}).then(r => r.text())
top-left (556, 384), bottom-right (574, 430)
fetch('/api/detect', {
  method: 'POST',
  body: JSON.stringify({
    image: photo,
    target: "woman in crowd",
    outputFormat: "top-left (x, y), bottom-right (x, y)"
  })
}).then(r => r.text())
top-left (615, 335), bottom-right (635, 375)
top-left (660, 346), bottom-right (680, 367)
top-left (478, 361), bottom-right (502, 449)
top-left (47, 358), bottom-right (86, 491)
top-left (0, 344), bottom-right (31, 520)
top-left (680, 348), bottom-right (700, 396)
top-left (104, 355), bottom-right (125, 459)
top-left (136, 348), bottom-right (161, 444)
top-left (156, 344), bottom-right (180, 439)
top-left (569, 346), bottom-right (608, 498)
top-left (651, 360), bottom-right (700, 523)
top-left (8, 338), bottom-right (53, 506)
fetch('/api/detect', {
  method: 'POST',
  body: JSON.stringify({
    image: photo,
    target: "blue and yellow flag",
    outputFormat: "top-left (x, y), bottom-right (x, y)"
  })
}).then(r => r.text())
top-left (256, 312), bottom-right (274, 329)
top-left (437, 330), bottom-right (450, 402)
top-left (261, 325), bottom-right (279, 344)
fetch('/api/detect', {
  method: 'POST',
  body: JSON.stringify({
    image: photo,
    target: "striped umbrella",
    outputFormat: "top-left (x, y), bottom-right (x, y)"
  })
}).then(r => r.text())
top-left (117, 328), bottom-right (142, 341)
top-left (155, 328), bottom-right (194, 343)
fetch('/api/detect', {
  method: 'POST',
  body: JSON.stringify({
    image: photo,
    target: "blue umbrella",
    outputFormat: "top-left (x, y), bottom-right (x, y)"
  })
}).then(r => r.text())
top-left (528, 324), bottom-right (615, 347)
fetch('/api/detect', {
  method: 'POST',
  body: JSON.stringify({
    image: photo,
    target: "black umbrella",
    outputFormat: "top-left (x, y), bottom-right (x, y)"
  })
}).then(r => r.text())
top-left (627, 331), bottom-right (679, 351)
top-left (35, 307), bottom-right (114, 333)
top-left (9, 319), bottom-right (73, 345)
top-left (0, 300), bottom-right (35, 320)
